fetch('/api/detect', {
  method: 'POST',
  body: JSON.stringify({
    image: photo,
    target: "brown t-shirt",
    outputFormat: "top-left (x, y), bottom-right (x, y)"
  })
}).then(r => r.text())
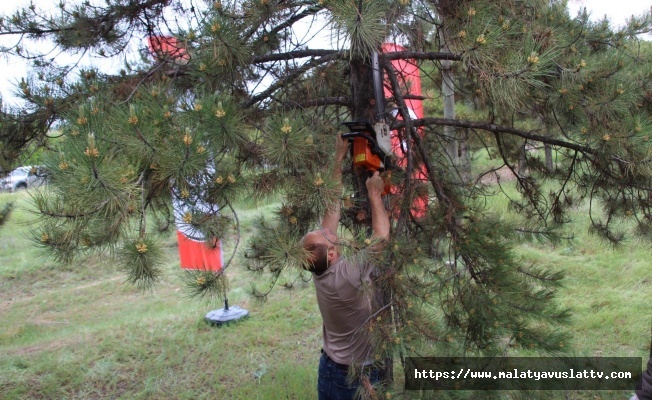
top-left (313, 256), bottom-right (375, 366)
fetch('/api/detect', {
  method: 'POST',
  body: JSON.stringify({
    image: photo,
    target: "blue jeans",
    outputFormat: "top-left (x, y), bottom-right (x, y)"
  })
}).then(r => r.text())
top-left (317, 352), bottom-right (382, 400)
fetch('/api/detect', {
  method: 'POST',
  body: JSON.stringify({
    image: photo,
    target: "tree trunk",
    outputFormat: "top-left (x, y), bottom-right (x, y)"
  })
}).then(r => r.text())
top-left (544, 122), bottom-right (554, 172)
top-left (442, 58), bottom-right (457, 161)
top-left (349, 57), bottom-right (394, 384)
top-left (441, 39), bottom-right (470, 184)
top-left (543, 122), bottom-right (555, 172)
top-left (544, 144), bottom-right (553, 172)
top-left (519, 140), bottom-right (528, 176)
top-left (348, 58), bottom-right (375, 223)
top-left (349, 59), bottom-right (377, 123)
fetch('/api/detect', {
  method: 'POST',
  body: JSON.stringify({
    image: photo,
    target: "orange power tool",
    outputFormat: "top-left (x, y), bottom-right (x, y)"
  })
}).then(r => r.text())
top-left (341, 121), bottom-right (393, 195)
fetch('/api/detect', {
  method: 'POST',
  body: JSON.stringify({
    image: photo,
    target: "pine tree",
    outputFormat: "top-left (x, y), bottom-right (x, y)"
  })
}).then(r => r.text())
top-left (1, 0), bottom-right (651, 396)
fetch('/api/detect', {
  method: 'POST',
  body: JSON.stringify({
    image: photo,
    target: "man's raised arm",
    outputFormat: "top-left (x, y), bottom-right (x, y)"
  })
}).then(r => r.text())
top-left (366, 171), bottom-right (390, 244)
top-left (321, 134), bottom-right (349, 234)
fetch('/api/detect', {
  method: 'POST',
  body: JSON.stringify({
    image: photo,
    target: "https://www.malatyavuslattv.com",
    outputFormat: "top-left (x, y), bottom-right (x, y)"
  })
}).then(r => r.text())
top-left (405, 357), bottom-right (642, 390)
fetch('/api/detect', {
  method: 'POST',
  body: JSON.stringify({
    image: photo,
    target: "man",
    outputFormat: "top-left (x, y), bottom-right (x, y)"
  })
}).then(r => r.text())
top-left (302, 134), bottom-right (390, 400)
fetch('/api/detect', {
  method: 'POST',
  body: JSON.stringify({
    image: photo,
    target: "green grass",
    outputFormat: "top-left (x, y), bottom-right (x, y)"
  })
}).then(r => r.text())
top-left (0, 188), bottom-right (649, 399)
top-left (0, 192), bottom-right (324, 399)
top-left (479, 183), bottom-right (650, 356)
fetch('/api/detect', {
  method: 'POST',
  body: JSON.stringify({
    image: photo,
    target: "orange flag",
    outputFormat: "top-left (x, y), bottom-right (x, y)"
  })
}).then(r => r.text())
top-left (172, 191), bottom-right (223, 272)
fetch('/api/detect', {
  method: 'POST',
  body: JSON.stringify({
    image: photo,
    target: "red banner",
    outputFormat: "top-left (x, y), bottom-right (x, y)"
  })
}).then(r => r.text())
top-left (382, 43), bottom-right (428, 218)
top-left (147, 35), bottom-right (190, 65)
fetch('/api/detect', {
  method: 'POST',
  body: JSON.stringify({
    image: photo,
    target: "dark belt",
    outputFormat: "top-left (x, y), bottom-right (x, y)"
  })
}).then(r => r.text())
top-left (321, 349), bottom-right (349, 371)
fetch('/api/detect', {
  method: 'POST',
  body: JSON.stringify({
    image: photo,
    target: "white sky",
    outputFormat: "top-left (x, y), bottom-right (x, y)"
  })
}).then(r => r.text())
top-left (567, 0), bottom-right (650, 28)
top-left (0, 0), bottom-right (650, 106)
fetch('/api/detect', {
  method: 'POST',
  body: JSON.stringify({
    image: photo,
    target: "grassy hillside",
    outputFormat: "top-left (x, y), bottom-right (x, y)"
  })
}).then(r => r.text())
top-left (0, 188), bottom-right (649, 399)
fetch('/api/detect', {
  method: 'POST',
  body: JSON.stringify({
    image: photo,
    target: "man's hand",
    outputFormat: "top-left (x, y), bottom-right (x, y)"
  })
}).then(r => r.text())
top-left (335, 133), bottom-right (349, 162)
top-left (366, 171), bottom-right (385, 199)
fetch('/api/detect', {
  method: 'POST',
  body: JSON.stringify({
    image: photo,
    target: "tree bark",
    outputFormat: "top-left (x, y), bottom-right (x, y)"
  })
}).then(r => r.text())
top-left (348, 56), bottom-right (377, 225)
top-left (545, 122), bottom-right (554, 172)
top-left (349, 56), bottom-right (394, 385)
top-left (440, 33), bottom-right (470, 184)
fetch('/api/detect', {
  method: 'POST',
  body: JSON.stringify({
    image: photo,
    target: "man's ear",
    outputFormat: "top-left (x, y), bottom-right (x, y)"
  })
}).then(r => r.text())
top-left (326, 245), bottom-right (337, 262)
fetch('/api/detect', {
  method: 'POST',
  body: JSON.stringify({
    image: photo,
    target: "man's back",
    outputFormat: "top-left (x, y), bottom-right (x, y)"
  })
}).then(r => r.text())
top-left (313, 256), bottom-right (374, 366)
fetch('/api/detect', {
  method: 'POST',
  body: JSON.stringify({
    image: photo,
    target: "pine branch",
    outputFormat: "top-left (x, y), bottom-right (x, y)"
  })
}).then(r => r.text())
top-left (279, 96), bottom-right (350, 110)
top-left (386, 94), bottom-right (428, 102)
top-left (549, 150), bottom-right (579, 223)
top-left (37, 200), bottom-right (110, 219)
top-left (0, 202), bottom-right (14, 228)
top-left (493, 131), bottom-right (549, 222)
top-left (2, 0), bottom-right (169, 49)
top-left (383, 51), bottom-right (462, 61)
top-left (114, 62), bottom-right (167, 105)
top-left (0, 27), bottom-right (73, 36)
top-left (264, 4), bottom-right (325, 39)
top-left (393, 117), bottom-right (595, 155)
top-left (243, 53), bottom-right (341, 108)
top-left (242, 3), bottom-right (323, 42)
top-left (393, 116), bottom-right (652, 194)
top-left (252, 49), bottom-right (343, 63)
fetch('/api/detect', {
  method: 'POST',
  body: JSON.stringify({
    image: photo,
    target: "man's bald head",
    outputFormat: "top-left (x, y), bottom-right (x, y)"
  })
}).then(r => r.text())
top-left (302, 228), bottom-right (340, 275)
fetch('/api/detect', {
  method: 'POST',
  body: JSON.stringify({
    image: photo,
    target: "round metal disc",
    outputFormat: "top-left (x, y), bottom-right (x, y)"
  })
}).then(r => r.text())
top-left (205, 305), bottom-right (249, 326)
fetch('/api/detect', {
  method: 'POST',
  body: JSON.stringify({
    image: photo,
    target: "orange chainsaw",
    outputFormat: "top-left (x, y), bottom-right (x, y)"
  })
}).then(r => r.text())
top-left (341, 121), bottom-right (394, 195)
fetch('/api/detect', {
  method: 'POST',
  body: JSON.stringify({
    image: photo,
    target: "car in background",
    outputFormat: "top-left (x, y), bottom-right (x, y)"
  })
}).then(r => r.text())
top-left (1, 166), bottom-right (46, 191)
